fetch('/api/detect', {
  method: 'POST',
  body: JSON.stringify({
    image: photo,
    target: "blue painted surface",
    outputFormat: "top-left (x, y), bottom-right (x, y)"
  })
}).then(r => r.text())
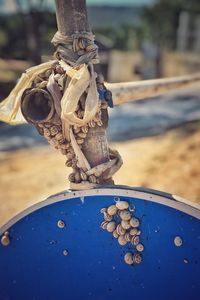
top-left (0, 193), bottom-right (200, 300)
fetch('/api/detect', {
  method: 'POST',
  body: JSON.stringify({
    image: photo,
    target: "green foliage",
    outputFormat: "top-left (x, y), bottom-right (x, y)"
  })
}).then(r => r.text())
top-left (95, 24), bottom-right (147, 51)
top-left (0, 0), bottom-right (199, 60)
top-left (142, 0), bottom-right (200, 49)
top-left (0, 30), bottom-right (8, 47)
top-left (0, 12), bottom-right (56, 61)
top-left (0, 15), bottom-right (27, 59)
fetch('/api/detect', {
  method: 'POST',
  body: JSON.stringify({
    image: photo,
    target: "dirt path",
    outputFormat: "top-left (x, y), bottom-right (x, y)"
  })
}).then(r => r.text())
top-left (0, 123), bottom-right (200, 227)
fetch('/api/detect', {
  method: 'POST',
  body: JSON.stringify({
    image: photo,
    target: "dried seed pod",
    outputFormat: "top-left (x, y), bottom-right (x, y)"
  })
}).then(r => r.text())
top-left (1, 233), bottom-right (10, 246)
top-left (50, 126), bottom-right (59, 136)
top-left (77, 110), bottom-right (84, 118)
top-left (113, 230), bottom-right (119, 239)
top-left (49, 138), bottom-right (59, 147)
top-left (53, 138), bottom-right (60, 146)
top-left (136, 243), bottom-right (144, 252)
top-left (80, 110), bottom-right (84, 118)
top-left (100, 208), bottom-right (107, 214)
top-left (38, 80), bottom-right (47, 88)
top-left (130, 228), bottom-right (138, 236)
top-left (116, 224), bottom-right (126, 236)
top-left (55, 133), bottom-right (64, 141)
top-left (68, 173), bottom-right (75, 182)
top-left (73, 126), bottom-right (81, 134)
top-left (93, 116), bottom-right (100, 123)
top-left (115, 201), bottom-right (129, 210)
top-left (45, 69), bottom-right (52, 78)
top-left (103, 212), bottom-right (112, 222)
top-left (44, 123), bottom-right (51, 128)
top-left (65, 160), bottom-right (73, 167)
top-left (88, 175), bottom-right (97, 184)
top-left (125, 232), bottom-right (131, 242)
top-left (97, 102), bottom-right (102, 111)
top-left (131, 235), bottom-right (140, 246)
top-left (76, 138), bottom-right (84, 145)
top-left (88, 120), bottom-right (96, 128)
top-left (77, 132), bottom-right (87, 139)
top-left (81, 126), bottom-right (88, 133)
top-left (101, 101), bottom-right (108, 109)
top-left (80, 171), bottom-right (87, 181)
top-left (59, 138), bottom-right (66, 144)
top-left (66, 152), bottom-right (74, 160)
top-left (101, 221), bottom-right (109, 230)
top-left (61, 149), bottom-right (67, 155)
top-left (43, 127), bottom-right (51, 137)
top-left (34, 76), bottom-right (43, 84)
top-left (124, 252), bottom-right (134, 265)
top-left (97, 120), bottom-right (103, 127)
top-left (106, 221), bottom-right (116, 233)
top-left (118, 235), bottom-right (127, 246)
top-left (133, 253), bottom-right (142, 264)
top-left (74, 172), bottom-right (81, 183)
top-left (107, 205), bottom-right (117, 216)
top-left (78, 39), bottom-right (85, 50)
top-left (71, 161), bottom-right (77, 169)
top-left (68, 147), bottom-right (74, 153)
top-left (60, 143), bottom-right (70, 150)
top-left (75, 39), bottom-right (81, 52)
top-left (86, 44), bottom-right (94, 52)
top-left (121, 220), bottom-right (131, 230)
top-left (119, 210), bottom-right (132, 221)
top-left (130, 217), bottom-right (140, 228)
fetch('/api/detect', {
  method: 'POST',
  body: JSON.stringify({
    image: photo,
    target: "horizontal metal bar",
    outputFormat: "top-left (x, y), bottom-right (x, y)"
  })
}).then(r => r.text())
top-left (105, 73), bottom-right (200, 106)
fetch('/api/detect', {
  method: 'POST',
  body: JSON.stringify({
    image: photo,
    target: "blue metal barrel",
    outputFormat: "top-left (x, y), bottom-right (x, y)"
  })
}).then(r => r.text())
top-left (0, 187), bottom-right (200, 300)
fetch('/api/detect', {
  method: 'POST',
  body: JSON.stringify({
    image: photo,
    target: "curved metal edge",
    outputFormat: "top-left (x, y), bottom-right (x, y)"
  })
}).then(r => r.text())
top-left (1, 186), bottom-right (200, 235)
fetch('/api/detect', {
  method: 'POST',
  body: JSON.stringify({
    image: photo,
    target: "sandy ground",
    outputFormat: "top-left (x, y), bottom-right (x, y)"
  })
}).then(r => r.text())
top-left (0, 123), bottom-right (200, 227)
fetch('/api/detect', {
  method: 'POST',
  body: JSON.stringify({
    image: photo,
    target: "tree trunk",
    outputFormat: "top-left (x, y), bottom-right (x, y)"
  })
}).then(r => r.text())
top-left (54, 0), bottom-right (112, 181)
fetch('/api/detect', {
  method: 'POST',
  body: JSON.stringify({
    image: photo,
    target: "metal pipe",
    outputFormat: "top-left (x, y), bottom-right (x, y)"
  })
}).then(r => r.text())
top-left (21, 88), bottom-right (55, 123)
top-left (106, 72), bottom-right (200, 106)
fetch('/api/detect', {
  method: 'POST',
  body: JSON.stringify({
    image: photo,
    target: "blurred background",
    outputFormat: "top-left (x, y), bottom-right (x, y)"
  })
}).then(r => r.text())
top-left (0, 0), bottom-right (200, 226)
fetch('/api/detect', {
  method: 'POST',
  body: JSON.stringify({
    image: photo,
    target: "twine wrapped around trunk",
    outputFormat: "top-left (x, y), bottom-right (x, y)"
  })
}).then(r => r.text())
top-left (0, 30), bottom-right (122, 190)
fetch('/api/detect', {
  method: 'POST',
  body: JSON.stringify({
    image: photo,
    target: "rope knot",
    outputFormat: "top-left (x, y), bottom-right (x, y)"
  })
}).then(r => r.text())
top-left (51, 31), bottom-right (99, 67)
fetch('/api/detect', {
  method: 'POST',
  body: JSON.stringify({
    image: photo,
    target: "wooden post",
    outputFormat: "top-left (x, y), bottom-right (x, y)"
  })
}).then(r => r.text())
top-left (54, 0), bottom-right (112, 182)
top-left (55, 0), bottom-right (90, 35)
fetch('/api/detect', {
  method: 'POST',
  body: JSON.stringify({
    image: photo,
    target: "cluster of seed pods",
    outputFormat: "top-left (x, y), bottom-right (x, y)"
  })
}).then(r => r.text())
top-left (32, 65), bottom-right (109, 185)
top-left (33, 63), bottom-right (66, 91)
top-left (33, 65), bottom-right (76, 168)
top-left (100, 200), bottom-right (144, 265)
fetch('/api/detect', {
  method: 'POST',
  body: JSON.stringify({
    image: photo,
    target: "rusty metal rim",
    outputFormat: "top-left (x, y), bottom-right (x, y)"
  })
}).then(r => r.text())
top-left (0, 186), bottom-right (200, 235)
